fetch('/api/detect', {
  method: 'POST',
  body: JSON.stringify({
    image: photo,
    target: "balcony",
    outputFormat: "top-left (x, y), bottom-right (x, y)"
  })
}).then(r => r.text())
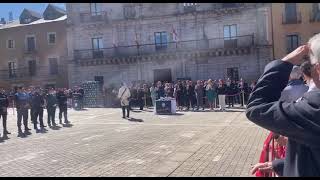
top-left (74, 34), bottom-right (254, 61)
top-left (0, 65), bottom-right (65, 82)
top-left (282, 12), bottom-right (302, 24)
top-left (24, 49), bottom-right (37, 54)
top-left (310, 11), bottom-right (320, 22)
top-left (79, 11), bottom-right (108, 23)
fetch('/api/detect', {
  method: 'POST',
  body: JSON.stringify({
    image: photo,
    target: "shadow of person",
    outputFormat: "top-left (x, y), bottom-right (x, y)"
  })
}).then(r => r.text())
top-left (128, 118), bottom-right (144, 122)
top-left (62, 123), bottom-right (73, 128)
top-left (40, 129), bottom-right (49, 134)
top-left (131, 110), bottom-right (143, 113)
top-left (50, 125), bottom-right (62, 130)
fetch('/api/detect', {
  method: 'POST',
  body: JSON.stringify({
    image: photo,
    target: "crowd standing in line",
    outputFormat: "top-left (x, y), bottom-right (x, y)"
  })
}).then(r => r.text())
top-left (119, 78), bottom-right (255, 113)
top-left (0, 86), bottom-right (84, 139)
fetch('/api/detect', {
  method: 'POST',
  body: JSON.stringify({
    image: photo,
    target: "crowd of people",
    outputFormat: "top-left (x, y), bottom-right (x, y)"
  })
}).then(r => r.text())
top-left (0, 86), bottom-right (84, 139)
top-left (123, 78), bottom-right (255, 112)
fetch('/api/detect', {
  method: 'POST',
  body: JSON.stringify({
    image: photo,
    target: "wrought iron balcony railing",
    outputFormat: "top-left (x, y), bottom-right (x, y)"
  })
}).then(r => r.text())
top-left (74, 35), bottom-right (255, 61)
top-left (282, 12), bottom-right (302, 24)
top-left (79, 11), bottom-right (108, 23)
top-left (0, 65), bottom-right (66, 81)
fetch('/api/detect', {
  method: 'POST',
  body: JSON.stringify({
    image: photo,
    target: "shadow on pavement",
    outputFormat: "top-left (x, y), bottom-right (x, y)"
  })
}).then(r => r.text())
top-left (128, 118), bottom-right (144, 122)
top-left (62, 123), bottom-right (74, 128)
top-left (157, 113), bottom-right (184, 116)
top-left (50, 126), bottom-right (62, 130)
top-left (131, 110), bottom-right (143, 113)
top-left (75, 109), bottom-right (88, 111)
top-left (142, 109), bottom-right (154, 112)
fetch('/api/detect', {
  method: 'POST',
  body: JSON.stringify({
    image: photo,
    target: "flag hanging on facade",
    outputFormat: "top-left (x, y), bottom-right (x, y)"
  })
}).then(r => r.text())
top-left (172, 25), bottom-right (179, 43)
top-left (134, 31), bottom-right (139, 46)
top-left (112, 28), bottom-right (117, 47)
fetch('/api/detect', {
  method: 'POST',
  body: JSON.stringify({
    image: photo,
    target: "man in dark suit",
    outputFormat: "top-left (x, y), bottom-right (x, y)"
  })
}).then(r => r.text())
top-left (247, 43), bottom-right (320, 177)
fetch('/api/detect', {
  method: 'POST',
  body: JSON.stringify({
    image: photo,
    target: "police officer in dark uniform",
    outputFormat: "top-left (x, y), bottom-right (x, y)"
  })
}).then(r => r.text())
top-left (46, 88), bottom-right (57, 127)
top-left (137, 86), bottom-right (144, 110)
top-left (78, 87), bottom-right (84, 110)
top-left (15, 87), bottom-right (31, 137)
top-left (31, 87), bottom-right (46, 133)
top-left (0, 88), bottom-right (11, 139)
top-left (57, 89), bottom-right (69, 124)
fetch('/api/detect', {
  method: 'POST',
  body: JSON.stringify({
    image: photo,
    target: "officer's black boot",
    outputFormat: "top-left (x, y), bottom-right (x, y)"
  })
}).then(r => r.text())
top-left (3, 117), bottom-right (10, 135)
top-left (17, 128), bottom-right (25, 138)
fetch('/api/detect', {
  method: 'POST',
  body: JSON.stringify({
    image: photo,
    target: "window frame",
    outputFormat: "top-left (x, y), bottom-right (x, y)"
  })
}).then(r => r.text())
top-left (91, 37), bottom-right (104, 50)
top-left (8, 61), bottom-right (17, 78)
top-left (154, 31), bottom-right (168, 49)
top-left (284, 3), bottom-right (297, 23)
top-left (48, 57), bottom-right (59, 75)
top-left (90, 3), bottom-right (102, 16)
top-left (47, 32), bottom-right (56, 45)
top-left (25, 35), bottom-right (36, 52)
top-left (7, 39), bottom-right (15, 49)
top-left (223, 24), bottom-right (237, 40)
top-left (286, 34), bottom-right (299, 53)
top-left (28, 59), bottom-right (37, 76)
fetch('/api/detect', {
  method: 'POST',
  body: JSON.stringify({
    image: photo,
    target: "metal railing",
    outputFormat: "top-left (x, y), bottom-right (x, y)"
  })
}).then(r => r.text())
top-left (0, 65), bottom-right (66, 81)
top-left (79, 11), bottom-right (108, 23)
top-left (74, 34), bottom-right (254, 61)
top-left (282, 12), bottom-right (302, 24)
top-left (24, 49), bottom-right (37, 54)
top-left (310, 11), bottom-right (320, 22)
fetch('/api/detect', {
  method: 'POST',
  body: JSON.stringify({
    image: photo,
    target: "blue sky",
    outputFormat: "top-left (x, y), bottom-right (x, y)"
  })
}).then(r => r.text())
top-left (0, 3), bottom-right (65, 21)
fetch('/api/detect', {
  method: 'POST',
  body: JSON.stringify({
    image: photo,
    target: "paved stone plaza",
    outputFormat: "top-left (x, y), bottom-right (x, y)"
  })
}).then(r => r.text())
top-left (0, 107), bottom-right (268, 177)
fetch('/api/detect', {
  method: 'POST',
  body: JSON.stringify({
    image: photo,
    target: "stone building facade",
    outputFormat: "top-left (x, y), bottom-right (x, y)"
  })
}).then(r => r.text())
top-left (271, 3), bottom-right (320, 59)
top-left (0, 4), bottom-right (68, 89)
top-left (66, 3), bottom-right (272, 88)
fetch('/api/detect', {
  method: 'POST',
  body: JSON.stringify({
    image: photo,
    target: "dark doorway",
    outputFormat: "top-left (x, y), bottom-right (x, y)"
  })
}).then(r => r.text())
top-left (154, 69), bottom-right (172, 83)
top-left (94, 76), bottom-right (104, 86)
top-left (227, 67), bottom-right (239, 81)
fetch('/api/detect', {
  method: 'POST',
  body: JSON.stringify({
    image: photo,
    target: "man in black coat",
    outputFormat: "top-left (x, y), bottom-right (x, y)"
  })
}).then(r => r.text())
top-left (0, 88), bottom-right (10, 139)
top-left (78, 87), bottom-right (84, 110)
top-left (186, 81), bottom-right (196, 111)
top-left (56, 89), bottom-right (69, 124)
top-left (137, 86), bottom-right (144, 110)
top-left (46, 88), bottom-right (57, 127)
top-left (247, 44), bottom-right (320, 177)
top-left (31, 87), bottom-right (46, 133)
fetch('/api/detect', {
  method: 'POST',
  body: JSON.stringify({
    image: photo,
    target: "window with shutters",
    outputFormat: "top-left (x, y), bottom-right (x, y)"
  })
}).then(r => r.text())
top-left (92, 37), bottom-right (104, 58)
top-left (7, 39), bottom-right (14, 49)
top-left (284, 3), bottom-right (300, 24)
top-left (123, 5), bottom-right (136, 19)
top-left (286, 34), bottom-right (299, 53)
top-left (223, 25), bottom-right (237, 48)
top-left (154, 32), bottom-right (168, 50)
top-left (26, 35), bottom-right (36, 52)
top-left (8, 61), bottom-right (17, 78)
top-left (49, 58), bottom-right (58, 75)
top-left (28, 60), bottom-right (36, 76)
top-left (90, 3), bottom-right (102, 16)
top-left (47, 32), bottom-right (56, 45)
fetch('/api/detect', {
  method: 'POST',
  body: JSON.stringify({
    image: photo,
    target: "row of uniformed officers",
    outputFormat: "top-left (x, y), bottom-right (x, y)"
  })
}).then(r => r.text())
top-left (0, 87), bottom-right (70, 139)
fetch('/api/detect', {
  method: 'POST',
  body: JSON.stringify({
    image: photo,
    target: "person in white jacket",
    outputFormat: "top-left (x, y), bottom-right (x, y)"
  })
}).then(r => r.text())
top-left (118, 82), bottom-right (131, 119)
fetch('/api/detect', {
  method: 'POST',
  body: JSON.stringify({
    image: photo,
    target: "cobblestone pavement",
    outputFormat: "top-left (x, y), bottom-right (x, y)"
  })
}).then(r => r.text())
top-left (0, 106), bottom-right (268, 177)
